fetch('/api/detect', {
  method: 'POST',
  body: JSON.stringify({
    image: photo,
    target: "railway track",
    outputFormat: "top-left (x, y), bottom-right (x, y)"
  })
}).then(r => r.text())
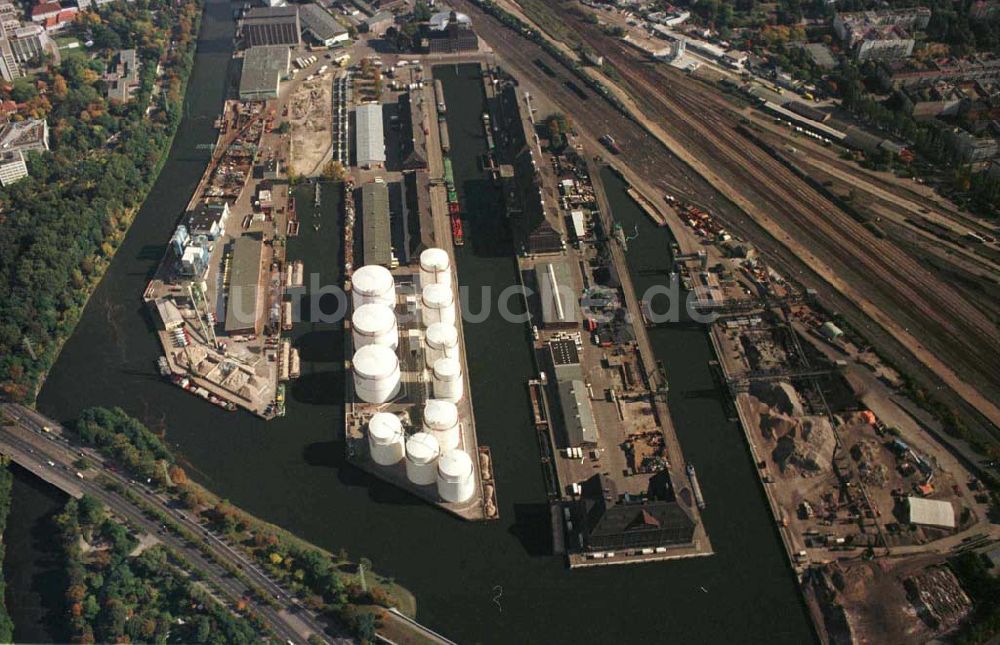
top-left (565, 22), bottom-right (1000, 397)
top-left (455, 0), bottom-right (1000, 431)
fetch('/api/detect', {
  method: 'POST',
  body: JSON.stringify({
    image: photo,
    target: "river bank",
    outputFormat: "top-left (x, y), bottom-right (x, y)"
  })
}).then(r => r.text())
top-left (34, 30), bottom-right (812, 645)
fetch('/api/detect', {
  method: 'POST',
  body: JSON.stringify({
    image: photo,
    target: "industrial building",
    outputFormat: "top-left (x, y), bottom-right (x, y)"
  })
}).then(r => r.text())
top-left (241, 6), bottom-right (301, 48)
top-left (239, 45), bottom-right (290, 100)
top-left (558, 379), bottom-right (598, 446)
top-left (361, 181), bottom-right (392, 267)
top-left (577, 474), bottom-right (696, 551)
top-left (398, 91), bottom-right (428, 171)
top-left (355, 103), bottom-right (386, 168)
top-left (186, 201), bottom-right (230, 240)
top-left (907, 497), bottom-right (956, 529)
top-left (424, 10), bottom-right (478, 54)
top-left (225, 236), bottom-right (265, 335)
top-left (299, 4), bottom-right (349, 48)
top-left (535, 261), bottom-right (581, 329)
top-left (362, 10), bottom-right (394, 36)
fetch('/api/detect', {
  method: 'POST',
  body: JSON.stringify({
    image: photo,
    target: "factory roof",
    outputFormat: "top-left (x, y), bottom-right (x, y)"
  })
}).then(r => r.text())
top-left (429, 10), bottom-right (470, 31)
top-left (355, 103), bottom-right (386, 167)
top-left (535, 261), bottom-right (580, 327)
top-left (239, 45), bottom-right (289, 99)
top-left (907, 497), bottom-right (956, 529)
top-left (580, 475), bottom-right (696, 549)
top-left (299, 4), bottom-right (348, 43)
top-left (361, 181), bottom-right (392, 267)
top-left (242, 6), bottom-right (301, 47)
top-left (558, 379), bottom-right (598, 446)
top-left (225, 237), bottom-right (264, 334)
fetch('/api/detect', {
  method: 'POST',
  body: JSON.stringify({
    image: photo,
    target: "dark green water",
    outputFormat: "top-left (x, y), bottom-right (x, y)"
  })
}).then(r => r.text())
top-left (3, 465), bottom-right (68, 643)
top-left (28, 4), bottom-right (813, 640)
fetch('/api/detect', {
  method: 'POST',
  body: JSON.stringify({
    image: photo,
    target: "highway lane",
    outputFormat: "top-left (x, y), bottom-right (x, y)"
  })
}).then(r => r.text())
top-left (1, 403), bottom-right (341, 645)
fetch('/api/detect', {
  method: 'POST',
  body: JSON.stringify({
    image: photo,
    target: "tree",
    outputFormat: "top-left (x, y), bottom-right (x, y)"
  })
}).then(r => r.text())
top-left (323, 160), bottom-right (348, 181)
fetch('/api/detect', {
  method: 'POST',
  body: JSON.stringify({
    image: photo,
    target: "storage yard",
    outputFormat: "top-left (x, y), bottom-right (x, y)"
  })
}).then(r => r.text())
top-left (452, 0), bottom-right (1000, 455)
top-left (341, 56), bottom-right (497, 522)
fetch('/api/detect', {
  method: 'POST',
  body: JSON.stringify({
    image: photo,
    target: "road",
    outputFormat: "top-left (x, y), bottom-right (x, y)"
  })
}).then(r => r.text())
top-left (0, 403), bottom-right (342, 645)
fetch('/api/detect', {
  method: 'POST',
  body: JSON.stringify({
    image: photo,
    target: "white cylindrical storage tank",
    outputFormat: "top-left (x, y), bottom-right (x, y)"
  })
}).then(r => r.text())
top-left (422, 399), bottom-right (460, 450)
top-left (432, 357), bottom-right (464, 402)
top-left (421, 283), bottom-right (456, 327)
top-left (352, 265), bottom-right (395, 309)
top-left (424, 322), bottom-right (459, 368)
top-left (352, 344), bottom-right (401, 403)
top-left (367, 413), bottom-right (404, 466)
top-left (405, 432), bottom-right (440, 486)
top-left (437, 449), bottom-right (475, 503)
top-left (352, 303), bottom-right (398, 350)
top-left (419, 247), bottom-right (452, 288)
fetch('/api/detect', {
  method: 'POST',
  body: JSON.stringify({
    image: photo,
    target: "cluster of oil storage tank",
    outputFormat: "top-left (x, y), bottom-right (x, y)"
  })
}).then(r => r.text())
top-left (365, 408), bottom-right (476, 504)
top-left (356, 249), bottom-right (476, 503)
top-left (351, 265), bottom-right (401, 404)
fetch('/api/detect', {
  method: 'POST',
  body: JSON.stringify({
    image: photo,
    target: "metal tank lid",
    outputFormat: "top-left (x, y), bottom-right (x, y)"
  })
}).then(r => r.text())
top-left (368, 412), bottom-right (403, 442)
top-left (433, 357), bottom-right (462, 380)
top-left (352, 303), bottom-right (396, 334)
top-left (352, 344), bottom-right (398, 379)
top-left (353, 264), bottom-right (394, 295)
top-left (437, 449), bottom-right (472, 479)
top-left (425, 322), bottom-right (458, 349)
top-left (422, 282), bottom-right (454, 308)
top-left (406, 432), bottom-right (440, 464)
top-left (424, 399), bottom-right (459, 428)
top-left (420, 247), bottom-right (450, 271)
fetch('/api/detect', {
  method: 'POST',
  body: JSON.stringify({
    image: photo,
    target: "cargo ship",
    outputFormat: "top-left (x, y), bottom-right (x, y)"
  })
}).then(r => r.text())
top-left (599, 134), bottom-right (621, 155)
top-left (687, 463), bottom-right (706, 510)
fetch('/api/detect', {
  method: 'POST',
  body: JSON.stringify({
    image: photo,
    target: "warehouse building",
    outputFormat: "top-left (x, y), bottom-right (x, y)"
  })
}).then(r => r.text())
top-left (558, 379), bottom-right (598, 446)
top-left (361, 181), bottom-right (392, 267)
top-left (225, 236), bottom-right (265, 336)
top-left (355, 103), bottom-right (386, 168)
top-left (535, 261), bottom-right (580, 329)
top-left (241, 6), bottom-right (301, 48)
top-left (907, 497), bottom-right (956, 529)
top-left (239, 45), bottom-right (290, 100)
top-left (187, 201), bottom-right (231, 240)
top-left (299, 4), bottom-right (349, 47)
top-left (578, 474), bottom-right (696, 550)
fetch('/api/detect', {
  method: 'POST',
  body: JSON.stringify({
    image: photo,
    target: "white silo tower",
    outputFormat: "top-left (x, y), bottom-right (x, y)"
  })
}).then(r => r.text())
top-left (405, 432), bottom-right (440, 485)
top-left (352, 265), bottom-right (396, 309)
top-left (367, 412), bottom-right (405, 466)
top-left (352, 344), bottom-right (401, 403)
top-left (437, 449), bottom-right (476, 503)
top-left (422, 399), bottom-right (460, 450)
top-left (432, 357), bottom-right (464, 402)
top-left (421, 283), bottom-right (457, 327)
top-left (352, 303), bottom-right (398, 350)
top-left (424, 322), bottom-right (459, 368)
top-left (419, 247), bottom-right (452, 288)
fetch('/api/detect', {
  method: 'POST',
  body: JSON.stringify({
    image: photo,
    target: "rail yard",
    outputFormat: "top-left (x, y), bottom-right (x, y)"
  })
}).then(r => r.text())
top-left (454, 0), bottom-right (1000, 445)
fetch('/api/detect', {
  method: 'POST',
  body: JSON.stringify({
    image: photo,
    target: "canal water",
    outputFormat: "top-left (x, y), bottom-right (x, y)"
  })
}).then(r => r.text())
top-left (27, 2), bottom-right (814, 640)
top-left (3, 465), bottom-right (68, 643)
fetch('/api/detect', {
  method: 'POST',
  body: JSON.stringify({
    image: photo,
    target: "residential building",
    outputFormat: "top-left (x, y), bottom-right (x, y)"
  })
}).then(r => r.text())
top-left (879, 54), bottom-right (1000, 89)
top-left (0, 118), bottom-right (49, 154)
top-left (104, 49), bottom-right (140, 103)
top-left (833, 8), bottom-right (930, 61)
top-left (0, 150), bottom-right (27, 185)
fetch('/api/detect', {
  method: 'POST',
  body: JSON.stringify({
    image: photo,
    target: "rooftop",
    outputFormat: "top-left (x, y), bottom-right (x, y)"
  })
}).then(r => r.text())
top-left (299, 4), bottom-right (348, 43)
top-left (361, 181), bottom-right (391, 267)
top-left (225, 236), bottom-right (264, 333)
top-left (242, 6), bottom-right (300, 47)
top-left (908, 496), bottom-right (956, 529)
top-left (239, 45), bottom-right (289, 99)
top-left (355, 103), bottom-right (386, 166)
